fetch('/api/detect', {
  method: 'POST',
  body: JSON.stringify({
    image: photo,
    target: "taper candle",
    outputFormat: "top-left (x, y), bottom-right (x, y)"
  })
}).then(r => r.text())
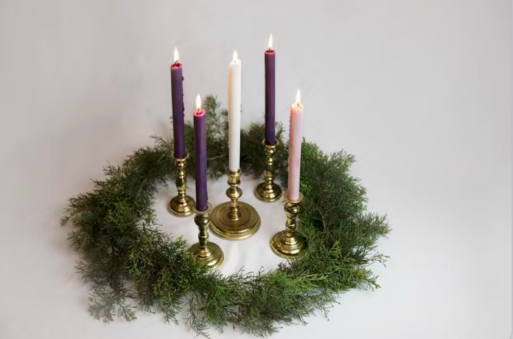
top-left (171, 48), bottom-right (186, 159)
top-left (194, 95), bottom-right (208, 212)
top-left (265, 34), bottom-right (276, 145)
top-left (287, 90), bottom-right (304, 201)
top-left (228, 50), bottom-right (242, 171)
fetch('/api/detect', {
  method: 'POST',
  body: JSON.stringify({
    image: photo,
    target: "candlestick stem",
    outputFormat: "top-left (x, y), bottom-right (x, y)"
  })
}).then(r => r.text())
top-left (255, 140), bottom-right (282, 202)
top-left (168, 155), bottom-right (195, 217)
top-left (270, 192), bottom-right (307, 258)
top-left (210, 169), bottom-right (261, 240)
top-left (189, 203), bottom-right (224, 268)
top-left (227, 171), bottom-right (242, 220)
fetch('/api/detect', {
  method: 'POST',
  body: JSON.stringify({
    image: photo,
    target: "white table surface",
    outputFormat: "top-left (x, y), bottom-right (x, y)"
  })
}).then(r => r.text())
top-left (0, 0), bottom-right (511, 338)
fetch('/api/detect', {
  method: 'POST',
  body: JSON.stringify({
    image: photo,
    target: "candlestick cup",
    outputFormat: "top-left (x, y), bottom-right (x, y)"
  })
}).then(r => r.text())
top-left (168, 155), bottom-right (195, 217)
top-left (189, 203), bottom-right (224, 268)
top-left (270, 192), bottom-right (307, 258)
top-left (255, 140), bottom-right (282, 202)
top-left (210, 169), bottom-right (261, 240)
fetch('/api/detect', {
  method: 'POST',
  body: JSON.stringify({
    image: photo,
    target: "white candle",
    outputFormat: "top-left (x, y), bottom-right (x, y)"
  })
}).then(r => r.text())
top-left (228, 50), bottom-right (242, 171)
top-left (287, 90), bottom-right (304, 201)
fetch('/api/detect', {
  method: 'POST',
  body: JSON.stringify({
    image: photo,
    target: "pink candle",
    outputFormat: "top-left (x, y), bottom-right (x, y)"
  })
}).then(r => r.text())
top-left (287, 90), bottom-right (304, 201)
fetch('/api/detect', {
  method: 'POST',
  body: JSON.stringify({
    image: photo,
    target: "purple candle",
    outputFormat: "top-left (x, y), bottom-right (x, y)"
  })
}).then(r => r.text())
top-left (265, 34), bottom-right (276, 145)
top-left (193, 95), bottom-right (208, 212)
top-left (171, 48), bottom-right (186, 159)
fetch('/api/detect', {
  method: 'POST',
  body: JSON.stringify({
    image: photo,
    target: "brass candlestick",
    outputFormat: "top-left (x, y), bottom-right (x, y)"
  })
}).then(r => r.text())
top-left (254, 140), bottom-right (282, 202)
top-left (270, 192), bottom-right (307, 258)
top-left (168, 155), bottom-right (195, 217)
top-left (210, 169), bottom-right (261, 240)
top-left (189, 203), bottom-right (224, 268)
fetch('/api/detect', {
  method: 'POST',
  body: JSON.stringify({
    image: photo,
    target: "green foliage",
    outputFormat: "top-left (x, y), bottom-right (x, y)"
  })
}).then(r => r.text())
top-left (63, 95), bottom-right (390, 337)
top-left (240, 121), bottom-right (288, 179)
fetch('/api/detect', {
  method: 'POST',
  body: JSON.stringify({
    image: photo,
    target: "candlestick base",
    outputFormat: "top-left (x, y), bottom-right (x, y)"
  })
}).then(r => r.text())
top-left (270, 230), bottom-right (306, 259)
top-left (168, 195), bottom-right (195, 217)
top-left (255, 182), bottom-right (282, 202)
top-left (188, 242), bottom-right (224, 269)
top-left (210, 202), bottom-right (261, 240)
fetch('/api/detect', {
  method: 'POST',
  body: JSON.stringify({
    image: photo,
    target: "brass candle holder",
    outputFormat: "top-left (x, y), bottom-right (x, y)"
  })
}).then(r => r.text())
top-left (188, 203), bottom-right (224, 268)
top-left (270, 192), bottom-right (307, 258)
top-left (254, 140), bottom-right (282, 202)
top-left (168, 155), bottom-right (195, 217)
top-left (210, 169), bottom-right (261, 240)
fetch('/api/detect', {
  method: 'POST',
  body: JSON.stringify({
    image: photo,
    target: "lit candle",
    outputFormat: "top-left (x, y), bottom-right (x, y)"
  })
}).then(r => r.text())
top-left (265, 34), bottom-right (276, 145)
top-left (287, 90), bottom-right (304, 201)
top-left (228, 50), bottom-right (241, 171)
top-left (194, 94), bottom-right (208, 211)
top-left (171, 48), bottom-right (186, 159)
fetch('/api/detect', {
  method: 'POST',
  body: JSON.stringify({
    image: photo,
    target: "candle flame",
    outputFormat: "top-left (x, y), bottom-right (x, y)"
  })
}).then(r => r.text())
top-left (233, 50), bottom-right (238, 62)
top-left (295, 90), bottom-right (301, 106)
top-left (174, 48), bottom-right (179, 63)
top-left (196, 94), bottom-right (201, 110)
top-left (268, 34), bottom-right (273, 50)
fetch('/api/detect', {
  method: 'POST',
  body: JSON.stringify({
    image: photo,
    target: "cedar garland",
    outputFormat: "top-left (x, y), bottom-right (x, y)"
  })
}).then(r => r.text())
top-left (62, 95), bottom-right (390, 337)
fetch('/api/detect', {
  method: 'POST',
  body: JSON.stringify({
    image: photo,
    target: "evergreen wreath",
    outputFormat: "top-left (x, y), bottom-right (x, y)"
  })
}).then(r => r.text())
top-left (62, 95), bottom-right (390, 337)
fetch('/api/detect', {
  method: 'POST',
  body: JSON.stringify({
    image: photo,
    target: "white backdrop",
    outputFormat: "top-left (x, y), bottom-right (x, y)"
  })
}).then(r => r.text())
top-left (0, 0), bottom-right (511, 338)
